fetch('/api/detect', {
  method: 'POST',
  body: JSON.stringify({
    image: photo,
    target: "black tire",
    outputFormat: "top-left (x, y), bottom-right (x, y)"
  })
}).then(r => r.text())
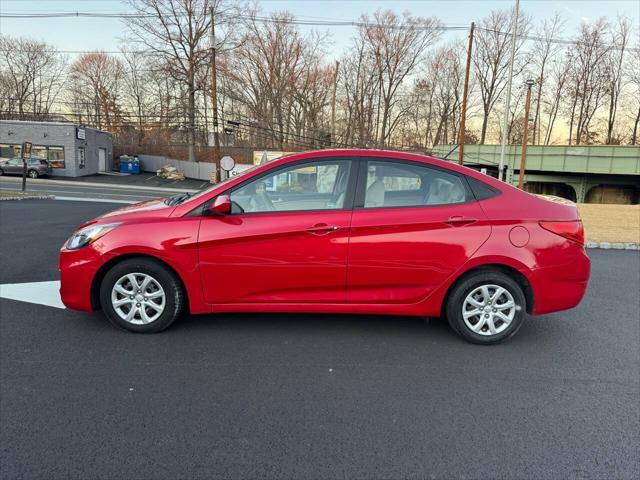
top-left (27, 169), bottom-right (39, 179)
top-left (99, 257), bottom-right (185, 333)
top-left (445, 270), bottom-right (526, 345)
top-left (0, 167), bottom-right (4, 176)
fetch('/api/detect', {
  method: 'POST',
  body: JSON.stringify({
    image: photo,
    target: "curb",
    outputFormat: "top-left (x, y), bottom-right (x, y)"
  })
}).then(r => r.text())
top-left (586, 241), bottom-right (638, 250)
top-left (0, 194), bottom-right (55, 201)
top-left (0, 176), bottom-right (201, 193)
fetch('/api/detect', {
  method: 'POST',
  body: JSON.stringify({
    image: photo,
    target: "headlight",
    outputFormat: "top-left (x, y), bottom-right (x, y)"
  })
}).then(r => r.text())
top-left (66, 223), bottom-right (120, 250)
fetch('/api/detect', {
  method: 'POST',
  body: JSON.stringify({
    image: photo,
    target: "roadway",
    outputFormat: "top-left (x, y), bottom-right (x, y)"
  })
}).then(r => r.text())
top-left (0, 175), bottom-right (197, 203)
top-left (0, 200), bottom-right (638, 479)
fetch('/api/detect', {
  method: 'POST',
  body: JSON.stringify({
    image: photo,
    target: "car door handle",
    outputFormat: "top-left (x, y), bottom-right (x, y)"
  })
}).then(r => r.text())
top-left (306, 223), bottom-right (340, 235)
top-left (445, 216), bottom-right (477, 226)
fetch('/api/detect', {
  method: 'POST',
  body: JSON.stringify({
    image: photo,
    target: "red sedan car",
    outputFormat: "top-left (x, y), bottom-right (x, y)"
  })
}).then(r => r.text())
top-left (59, 149), bottom-right (590, 344)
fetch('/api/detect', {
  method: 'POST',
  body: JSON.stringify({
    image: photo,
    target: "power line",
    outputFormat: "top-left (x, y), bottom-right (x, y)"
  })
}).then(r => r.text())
top-left (0, 9), bottom-right (634, 44)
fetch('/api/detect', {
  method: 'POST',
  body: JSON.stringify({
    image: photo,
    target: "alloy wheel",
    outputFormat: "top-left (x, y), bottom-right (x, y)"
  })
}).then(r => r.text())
top-left (462, 284), bottom-right (516, 336)
top-left (111, 273), bottom-right (166, 325)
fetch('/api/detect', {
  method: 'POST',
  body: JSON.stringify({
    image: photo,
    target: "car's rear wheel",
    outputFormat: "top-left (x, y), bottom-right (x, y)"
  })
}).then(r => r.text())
top-left (99, 258), bottom-right (184, 333)
top-left (27, 169), bottom-right (39, 179)
top-left (445, 270), bottom-right (526, 345)
top-left (0, 167), bottom-right (4, 176)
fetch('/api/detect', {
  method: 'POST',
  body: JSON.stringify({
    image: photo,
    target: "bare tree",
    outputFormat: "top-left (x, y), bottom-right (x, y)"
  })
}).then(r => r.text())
top-left (473, 9), bottom-right (531, 144)
top-left (361, 10), bottom-right (442, 147)
top-left (604, 16), bottom-right (632, 144)
top-left (421, 42), bottom-right (465, 147)
top-left (0, 35), bottom-right (67, 117)
top-left (339, 34), bottom-right (379, 147)
top-left (230, 10), bottom-right (323, 149)
top-left (124, 0), bottom-right (236, 160)
top-left (70, 52), bottom-right (125, 130)
top-left (542, 48), bottom-right (572, 145)
top-left (530, 13), bottom-right (565, 144)
top-left (566, 18), bottom-right (611, 144)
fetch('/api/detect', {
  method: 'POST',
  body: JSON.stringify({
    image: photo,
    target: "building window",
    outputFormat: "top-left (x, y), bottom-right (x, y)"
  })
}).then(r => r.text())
top-left (77, 147), bottom-right (85, 169)
top-left (0, 144), bottom-right (21, 158)
top-left (0, 144), bottom-right (65, 168)
top-left (47, 146), bottom-right (65, 168)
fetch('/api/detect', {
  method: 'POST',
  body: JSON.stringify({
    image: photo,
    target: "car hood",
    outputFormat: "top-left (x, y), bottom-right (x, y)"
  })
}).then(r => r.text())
top-left (99, 197), bottom-right (175, 220)
top-left (72, 198), bottom-right (176, 231)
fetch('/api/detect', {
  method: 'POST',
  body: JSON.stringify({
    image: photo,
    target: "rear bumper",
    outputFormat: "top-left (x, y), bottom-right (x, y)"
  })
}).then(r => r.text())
top-left (59, 246), bottom-right (104, 312)
top-left (531, 247), bottom-right (591, 315)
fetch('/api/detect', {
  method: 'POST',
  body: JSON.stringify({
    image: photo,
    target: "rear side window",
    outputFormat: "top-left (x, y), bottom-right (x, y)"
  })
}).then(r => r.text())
top-left (362, 159), bottom-right (469, 208)
top-left (466, 176), bottom-right (501, 201)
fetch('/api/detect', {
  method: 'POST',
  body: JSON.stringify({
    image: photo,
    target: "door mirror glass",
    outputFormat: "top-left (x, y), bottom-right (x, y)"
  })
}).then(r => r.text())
top-left (209, 195), bottom-right (232, 215)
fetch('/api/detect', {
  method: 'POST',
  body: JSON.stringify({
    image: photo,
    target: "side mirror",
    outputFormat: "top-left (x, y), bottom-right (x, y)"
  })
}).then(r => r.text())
top-left (209, 195), bottom-right (231, 215)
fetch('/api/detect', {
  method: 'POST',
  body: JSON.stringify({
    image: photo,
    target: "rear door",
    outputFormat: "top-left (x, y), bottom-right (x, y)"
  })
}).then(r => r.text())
top-left (347, 158), bottom-right (491, 304)
top-left (197, 157), bottom-right (357, 304)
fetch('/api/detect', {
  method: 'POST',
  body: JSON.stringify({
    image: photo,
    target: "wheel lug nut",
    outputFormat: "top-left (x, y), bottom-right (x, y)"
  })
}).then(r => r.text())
top-left (485, 314), bottom-right (489, 318)
top-left (136, 303), bottom-right (140, 307)
top-left (129, 296), bottom-right (134, 300)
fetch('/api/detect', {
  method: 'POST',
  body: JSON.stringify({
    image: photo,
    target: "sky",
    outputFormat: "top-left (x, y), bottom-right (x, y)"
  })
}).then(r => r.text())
top-left (0, 0), bottom-right (638, 60)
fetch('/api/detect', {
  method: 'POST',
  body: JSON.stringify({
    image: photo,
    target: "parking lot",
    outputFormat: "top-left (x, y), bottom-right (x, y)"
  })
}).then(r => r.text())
top-left (1, 199), bottom-right (638, 479)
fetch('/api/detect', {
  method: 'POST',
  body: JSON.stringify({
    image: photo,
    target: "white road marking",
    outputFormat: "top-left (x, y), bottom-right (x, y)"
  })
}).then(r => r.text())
top-left (0, 280), bottom-right (66, 309)
top-left (0, 185), bottom-right (155, 198)
top-left (54, 196), bottom-right (137, 204)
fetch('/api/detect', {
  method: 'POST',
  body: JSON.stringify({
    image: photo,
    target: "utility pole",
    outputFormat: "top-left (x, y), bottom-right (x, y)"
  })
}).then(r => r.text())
top-left (458, 22), bottom-right (475, 165)
top-left (209, 6), bottom-right (221, 183)
top-left (498, 0), bottom-right (520, 181)
top-left (518, 79), bottom-right (535, 189)
top-left (331, 60), bottom-right (340, 147)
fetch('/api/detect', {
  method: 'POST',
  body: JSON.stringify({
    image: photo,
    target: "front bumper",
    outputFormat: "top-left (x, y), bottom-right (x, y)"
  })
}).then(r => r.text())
top-left (59, 245), bottom-right (105, 312)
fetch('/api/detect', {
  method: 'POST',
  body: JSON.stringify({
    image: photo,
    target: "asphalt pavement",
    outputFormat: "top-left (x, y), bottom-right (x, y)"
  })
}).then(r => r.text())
top-left (0, 200), bottom-right (638, 479)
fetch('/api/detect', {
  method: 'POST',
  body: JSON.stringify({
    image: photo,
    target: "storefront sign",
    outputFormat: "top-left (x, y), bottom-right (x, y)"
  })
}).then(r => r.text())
top-left (21, 142), bottom-right (32, 159)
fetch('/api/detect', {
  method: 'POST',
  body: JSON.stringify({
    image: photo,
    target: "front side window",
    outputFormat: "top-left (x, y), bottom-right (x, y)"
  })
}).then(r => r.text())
top-left (364, 160), bottom-right (468, 208)
top-left (230, 160), bottom-right (351, 213)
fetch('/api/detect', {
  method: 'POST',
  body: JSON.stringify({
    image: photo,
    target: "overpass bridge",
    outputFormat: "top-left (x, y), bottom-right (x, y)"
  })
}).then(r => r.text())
top-left (431, 144), bottom-right (640, 204)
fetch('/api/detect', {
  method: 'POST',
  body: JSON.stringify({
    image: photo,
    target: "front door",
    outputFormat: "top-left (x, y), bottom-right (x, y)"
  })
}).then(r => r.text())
top-left (347, 158), bottom-right (491, 304)
top-left (98, 148), bottom-right (107, 172)
top-left (198, 158), bottom-right (356, 304)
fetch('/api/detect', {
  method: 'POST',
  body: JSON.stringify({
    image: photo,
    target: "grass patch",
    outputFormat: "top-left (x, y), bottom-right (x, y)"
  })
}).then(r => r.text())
top-left (0, 190), bottom-right (53, 200)
top-left (578, 203), bottom-right (640, 243)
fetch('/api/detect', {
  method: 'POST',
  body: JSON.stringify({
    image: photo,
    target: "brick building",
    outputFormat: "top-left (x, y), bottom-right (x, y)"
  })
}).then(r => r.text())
top-left (0, 120), bottom-right (113, 177)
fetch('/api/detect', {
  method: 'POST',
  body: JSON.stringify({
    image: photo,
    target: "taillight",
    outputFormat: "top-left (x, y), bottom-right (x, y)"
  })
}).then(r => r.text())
top-left (539, 220), bottom-right (584, 245)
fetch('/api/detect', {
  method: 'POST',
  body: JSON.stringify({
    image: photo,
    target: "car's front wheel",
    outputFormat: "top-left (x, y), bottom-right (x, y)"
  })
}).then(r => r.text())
top-left (100, 258), bottom-right (185, 332)
top-left (445, 270), bottom-right (526, 345)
